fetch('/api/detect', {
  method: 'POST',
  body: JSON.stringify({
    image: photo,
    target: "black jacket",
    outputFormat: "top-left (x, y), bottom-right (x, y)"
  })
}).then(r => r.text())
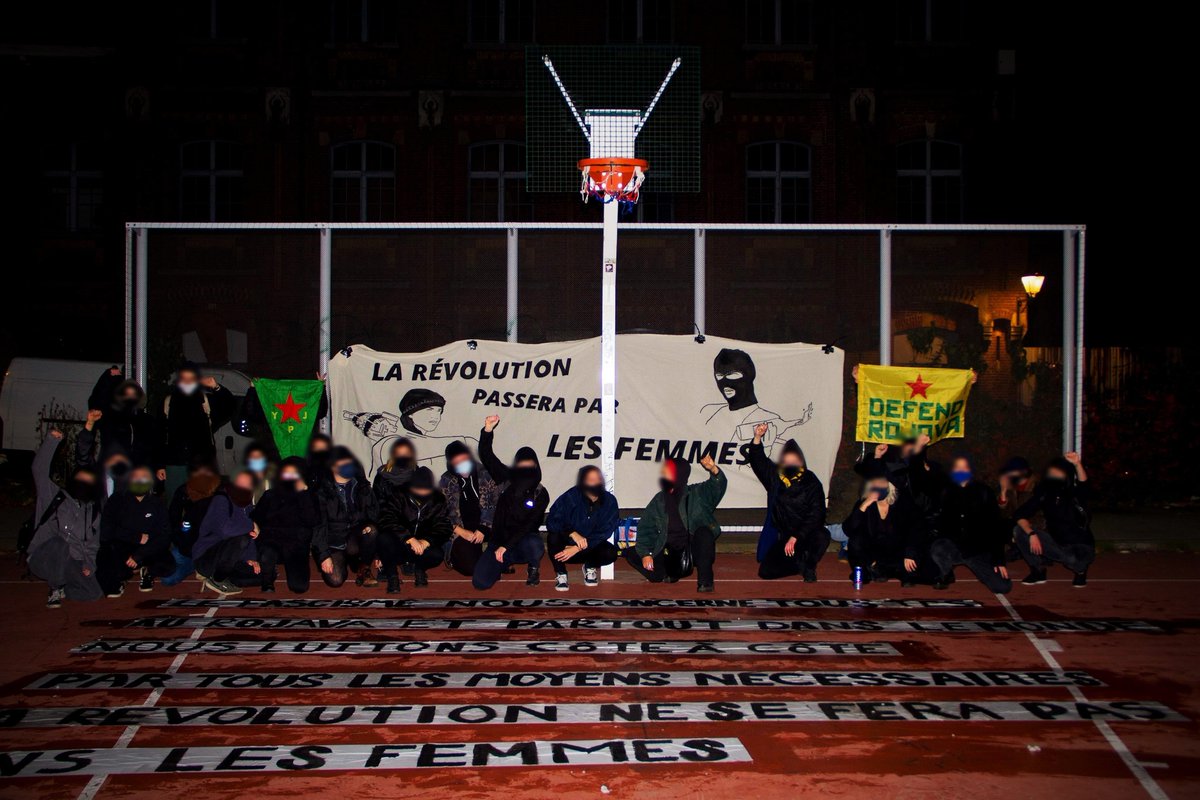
top-left (161, 385), bottom-right (236, 465)
top-left (312, 475), bottom-right (379, 561)
top-left (936, 481), bottom-right (1007, 565)
top-left (843, 493), bottom-right (924, 562)
top-left (83, 370), bottom-right (162, 468)
top-left (748, 442), bottom-right (826, 538)
top-left (100, 490), bottom-right (171, 562)
top-left (168, 481), bottom-right (220, 555)
top-left (252, 486), bottom-right (319, 556)
top-left (862, 447), bottom-right (944, 525)
top-left (378, 487), bottom-right (453, 549)
top-left (1015, 480), bottom-right (1093, 548)
top-left (492, 482), bottom-right (549, 550)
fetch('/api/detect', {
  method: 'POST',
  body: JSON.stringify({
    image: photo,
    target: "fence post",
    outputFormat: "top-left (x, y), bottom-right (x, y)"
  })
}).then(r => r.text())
top-left (319, 226), bottom-right (332, 432)
top-left (694, 228), bottom-right (706, 335)
top-left (879, 228), bottom-right (892, 365)
top-left (1062, 229), bottom-right (1076, 454)
top-left (507, 228), bottom-right (519, 342)
top-left (135, 227), bottom-right (148, 389)
top-left (124, 226), bottom-right (134, 377)
top-left (1074, 228), bottom-right (1086, 454)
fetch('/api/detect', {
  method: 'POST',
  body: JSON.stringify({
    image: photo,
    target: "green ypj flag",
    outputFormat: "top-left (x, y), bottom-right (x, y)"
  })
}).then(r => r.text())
top-left (255, 378), bottom-right (324, 459)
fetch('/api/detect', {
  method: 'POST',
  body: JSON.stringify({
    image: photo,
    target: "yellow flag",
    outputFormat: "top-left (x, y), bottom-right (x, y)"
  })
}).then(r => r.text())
top-left (855, 364), bottom-right (973, 444)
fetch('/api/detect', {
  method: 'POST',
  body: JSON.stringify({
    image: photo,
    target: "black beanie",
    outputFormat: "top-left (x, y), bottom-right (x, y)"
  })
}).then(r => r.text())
top-left (781, 439), bottom-right (803, 460)
top-left (329, 445), bottom-right (355, 463)
top-left (399, 388), bottom-right (446, 416)
top-left (513, 446), bottom-right (539, 465)
top-left (445, 440), bottom-right (471, 462)
top-left (409, 466), bottom-right (436, 490)
top-left (854, 459), bottom-right (889, 480)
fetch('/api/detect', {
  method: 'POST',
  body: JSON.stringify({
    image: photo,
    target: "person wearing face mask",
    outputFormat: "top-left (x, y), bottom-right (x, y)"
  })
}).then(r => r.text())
top-left (163, 457), bottom-right (221, 586)
top-left (473, 417), bottom-right (549, 590)
top-left (95, 465), bottom-right (174, 596)
top-left (440, 440), bottom-right (500, 577)
top-left (312, 447), bottom-right (379, 588)
top-left (749, 425), bottom-right (828, 582)
top-left (243, 443), bottom-right (276, 501)
top-left (372, 438), bottom-right (417, 577)
top-left (252, 457), bottom-right (318, 594)
top-left (377, 467), bottom-right (452, 592)
top-left (1014, 452), bottom-right (1095, 587)
top-left (546, 466), bottom-right (621, 591)
top-left (626, 454), bottom-right (727, 592)
top-left (26, 430), bottom-right (103, 607)
top-left (74, 421), bottom-right (133, 503)
top-left (843, 462), bottom-right (925, 586)
top-left (80, 367), bottom-right (162, 475)
top-left (159, 363), bottom-right (236, 499)
top-left (929, 456), bottom-right (1011, 593)
top-left (193, 471), bottom-right (261, 596)
top-left (306, 433), bottom-right (333, 474)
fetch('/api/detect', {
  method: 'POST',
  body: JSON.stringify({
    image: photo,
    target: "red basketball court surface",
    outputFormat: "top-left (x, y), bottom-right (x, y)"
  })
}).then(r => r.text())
top-left (0, 552), bottom-right (1196, 799)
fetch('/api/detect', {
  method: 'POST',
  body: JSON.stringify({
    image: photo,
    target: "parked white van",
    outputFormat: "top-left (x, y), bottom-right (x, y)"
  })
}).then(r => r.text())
top-left (0, 358), bottom-right (252, 476)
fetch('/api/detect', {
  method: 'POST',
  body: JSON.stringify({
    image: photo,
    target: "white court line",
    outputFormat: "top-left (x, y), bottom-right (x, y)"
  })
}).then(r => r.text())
top-left (995, 593), bottom-right (1170, 800)
top-left (75, 605), bottom-right (218, 800)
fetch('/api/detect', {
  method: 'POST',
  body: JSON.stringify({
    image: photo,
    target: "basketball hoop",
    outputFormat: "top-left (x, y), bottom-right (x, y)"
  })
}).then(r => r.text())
top-left (578, 157), bottom-right (647, 207)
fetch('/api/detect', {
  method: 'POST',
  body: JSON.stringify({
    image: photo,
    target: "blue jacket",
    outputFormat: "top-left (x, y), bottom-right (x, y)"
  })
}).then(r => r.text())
top-left (546, 486), bottom-right (620, 549)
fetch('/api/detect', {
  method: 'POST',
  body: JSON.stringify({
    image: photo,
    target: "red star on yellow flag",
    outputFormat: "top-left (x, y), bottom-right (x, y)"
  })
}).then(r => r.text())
top-left (906, 374), bottom-right (933, 399)
top-left (274, 392), bottom-right (307, 423)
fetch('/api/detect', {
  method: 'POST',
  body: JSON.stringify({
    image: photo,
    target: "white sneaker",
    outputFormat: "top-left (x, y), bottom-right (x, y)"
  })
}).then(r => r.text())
top-left (555, 573), bottom-right (570, 592)
top-left (105, 584), bottom-right (125, 599)
top-left (46, 588), bottom-right (65, 608)
top-left (583, 567), bottom-right (599, 587)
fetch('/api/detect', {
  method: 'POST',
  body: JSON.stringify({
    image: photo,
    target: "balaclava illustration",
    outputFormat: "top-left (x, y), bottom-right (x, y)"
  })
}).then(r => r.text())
top-left (713, 348), bottom-right (757, 411)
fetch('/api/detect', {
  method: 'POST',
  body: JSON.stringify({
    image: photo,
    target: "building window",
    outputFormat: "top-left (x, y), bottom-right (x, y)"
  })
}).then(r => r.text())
top-left (607, 0), bottom-right (672, 44)
top-left (745, 0), bottom-right (813, 46)
top-left (180, 140), bottom-right (244, 222)
top-left (745, 141), bottom-right (811, 223)
top-left (331, 141), bottom-right (396, 222)
top-left (468, 142), bottom-right (532, 222)
top-left (896, 0), bottom-right (964, 43)
top-left (896, 139), bottom-right (963, 223)
top-left (330, 0), bottom-right (399, 43)
top-left (469, 0), bottom-right (534, 43)
top-left (43, 143), bottom-right (103, 232)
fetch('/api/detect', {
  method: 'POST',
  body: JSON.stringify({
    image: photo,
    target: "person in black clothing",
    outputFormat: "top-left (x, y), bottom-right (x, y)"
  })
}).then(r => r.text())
top-left (440, 440), bottom-right (501, 577)
top-left (75, 408), bottom-right (133, 501)
top-left (377, 466), bottom-right (452, 592)
top-left (193, 471), bottom-right (261, 595)
top-left (929, 456), bottom-right (1011, 593)
top-left (843, 462), bottom-right (924, 586)
top-left (163, 457), bottom-right (221, 586)
top-left (252, 457), bottom-right (318, 594)
top-left (1014, 452), bottom-right (1095, 587)
top-left (81, 367), bottom-right (161, 469)
top-left (159, 363), bottom-right (236, 499)
top-left (749, 424), bottom-right (828, 582)
top-left (373, 437), bottom-right (417, 575)
top-left (859, 433), bottom-right (944, 531)
top-left (307, 433), bottom-right (333, 474)
top-left (545, 466), bottom-right (621, 590)
top-left (473, 416), bottom-right (548, 589)
top-left (95, 466), bottom-right (174, 596)
top-left (312, 446), bottom-right (379, 588)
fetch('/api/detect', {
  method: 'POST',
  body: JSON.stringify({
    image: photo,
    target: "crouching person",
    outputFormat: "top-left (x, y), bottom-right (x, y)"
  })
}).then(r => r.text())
top-left (1015, 452), bottom-right (1095, 587)
top-left (546, 466), bottom-right (620, 591)
top-left (625, 455), bottom-right (726, 593)
top-left (440, 440), bottom-right (500, 577)
top-left (96, 466), bottom-right (175, 596)
top-left (312, 447), bottom-right (379, 588)
top-left (252, 457), bottom-right (317, 594)
top-left (193, 471), bottom-right (261, 596)
top-left (378, 467), bottom-right (452, 592)
top-left (472, 418), bottom-right (548, 589)
top-left (749, 425), bottom-right (828, 582)
top-left (930, 456), bottom-right (1011, 593)
top-left (27, 430), bottom-right (103, 607)
top-left (843, 462), bottom-right (925, 586)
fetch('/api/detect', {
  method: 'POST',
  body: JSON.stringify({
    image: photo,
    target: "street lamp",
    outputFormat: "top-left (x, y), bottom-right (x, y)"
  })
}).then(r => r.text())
top-left (1021, 273), bottom-right (1045, 298)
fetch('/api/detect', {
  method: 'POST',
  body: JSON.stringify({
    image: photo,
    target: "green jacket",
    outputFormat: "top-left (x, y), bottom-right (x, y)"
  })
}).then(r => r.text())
top-left (635, 469), bottom-right (727, 557)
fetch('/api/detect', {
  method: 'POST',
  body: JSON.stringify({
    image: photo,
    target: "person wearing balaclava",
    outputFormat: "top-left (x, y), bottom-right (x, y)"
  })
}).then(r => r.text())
top-left (842, 461), bottom-right (925, 586)
top-left (546, 466), bottom-right (621, 590)
top-left (252, 457), bottom-right (319, 594)
top-left (748, 425), bottom-right (829, 582)
top-left (928, 455), bottom-right (1012, 593)
top-left (440, 439), bottom-right (501, 577)
top-left (79, 367), bottom-right (161, 480)
top-left (95, 465), bottom-right (174, 596)
top-left (312, 446), bottom-right (379, 588)
top-left (626, 454), bottom-right (727, 592)
top-left (193, 470), bottom-right (261, 596)
top-left (472, 416), bottom-right (549, 589)
top-left (26, 429), bottom-right (103, 607)
top-left (377, 466), bottom-right (453, 592)
top-left (1014, 452), bottom-right (1094, 587)
top-left (163, 456), bottom-right (221, 586)
top-left (159, 362), bottom-right (236, 499)
top-left (306, 433), bottom-right (333, 474)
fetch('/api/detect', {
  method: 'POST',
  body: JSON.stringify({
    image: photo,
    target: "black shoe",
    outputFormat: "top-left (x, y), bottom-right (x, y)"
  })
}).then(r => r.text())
top-left (401, 562), bottom-right (415, 576)
top-left (1023, 569), bottom-right (1048, 585)
top-left (900, 578), bottom-right (916, 588)
top-left (503, 566), bottom-right (516, 575)
top-left (414, 568), bottom-right (428, 588)
top-left (1072, 570), bottom-right (1088, 588)
top-left (697, 580), bottom-right (714, 593)
top-left (260, 583), bottom-right (276, 594)
top-left (802, 567), bottom-right (817, 583)
top-left (663, 574), bottom-right (679, 584)
top-left (138, 569), bottom-right (154, 592)
top-left (932, 573), bottom-right (956, 590)
top-left (871, 566), bottom-right (890, 583)
top-left (526, 565), bottom-right (540, 586)
top-left (387, 575), bottom-right (401, 593)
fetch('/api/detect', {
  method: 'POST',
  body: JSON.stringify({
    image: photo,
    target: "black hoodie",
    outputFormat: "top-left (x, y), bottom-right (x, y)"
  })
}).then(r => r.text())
top-left (83, 370), bottom-right (162, 468)
top-left (378, 467), bottom-right (453, 549)
top-left (312, 447), bottom-right (379, 560)
top-left (748, 439), bottom-right (826, 540)
top-left (1014, 460), bottom-right (1093, 547)
top-left (252, 457), bottom-right (319, 556)
top-left (490, 446), bottom-right (550, 550)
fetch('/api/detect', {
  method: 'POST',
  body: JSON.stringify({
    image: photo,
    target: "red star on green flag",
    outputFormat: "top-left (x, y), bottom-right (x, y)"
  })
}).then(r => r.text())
top-left (906, 374), bottom-right (933, 398)
top-left (255, 378), bottom-right (325, 459)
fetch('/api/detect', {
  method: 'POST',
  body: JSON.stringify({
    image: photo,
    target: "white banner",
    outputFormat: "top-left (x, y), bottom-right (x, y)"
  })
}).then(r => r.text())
top-left (328, 335), bottom-right (844, 508)
top-left (159, 597), bottom-right (983, 610)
